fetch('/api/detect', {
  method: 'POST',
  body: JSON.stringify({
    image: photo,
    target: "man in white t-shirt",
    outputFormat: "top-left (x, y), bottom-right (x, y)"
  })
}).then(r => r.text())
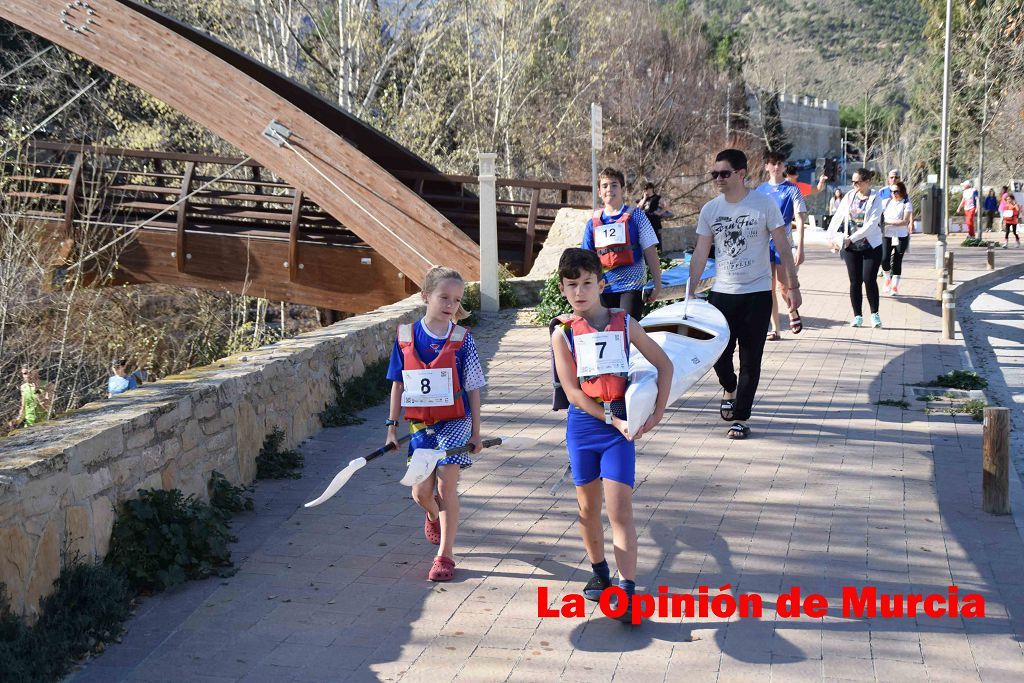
top-left (686, 149), bottom-right (801, 440)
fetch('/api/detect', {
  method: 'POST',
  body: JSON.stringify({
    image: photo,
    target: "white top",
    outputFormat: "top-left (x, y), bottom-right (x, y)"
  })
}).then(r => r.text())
top-left (882, 198), bottom-right (913, 238)
top-left (697, 190), bottom-right (785, 294)
top-left (826, 189), bottom-right (885, 249)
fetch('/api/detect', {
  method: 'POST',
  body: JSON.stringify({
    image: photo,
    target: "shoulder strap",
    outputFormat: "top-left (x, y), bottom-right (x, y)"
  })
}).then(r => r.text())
top-left (591, 209), bottom-right (603, 225)
top-left (397, 323), bottom-right (413, 344)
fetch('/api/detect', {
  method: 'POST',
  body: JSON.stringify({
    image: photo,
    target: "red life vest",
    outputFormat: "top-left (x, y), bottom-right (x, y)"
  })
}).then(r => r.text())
top-left (592, 208), bottom-right (635, 269)
top-left (398, 322), bottom-right (467, 425)
top-left (569, 310), bottom-right (629, 403)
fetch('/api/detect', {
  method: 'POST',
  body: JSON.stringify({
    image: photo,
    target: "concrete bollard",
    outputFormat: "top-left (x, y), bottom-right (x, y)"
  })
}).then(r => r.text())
top-left (987, 246), bottom-right (995, 270)
top-left (983, 407), bottom-right (1010, 515)
top-left (935, 241), bottom-right (944, 270)
top-left (942, 290), bottom-right (955, 340)
top-left (945, 251), bottom-right (955, 286)
top-left (935, 271), bottom-right (947, 301)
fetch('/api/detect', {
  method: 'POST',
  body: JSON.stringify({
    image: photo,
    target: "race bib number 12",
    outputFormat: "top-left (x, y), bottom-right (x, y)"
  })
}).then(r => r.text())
top-left (575, 331), bottom-right (628, 377)
top-left (594, 223), bottom-right (627, 248)
top-left (401, 368), bottom-right (454, 407)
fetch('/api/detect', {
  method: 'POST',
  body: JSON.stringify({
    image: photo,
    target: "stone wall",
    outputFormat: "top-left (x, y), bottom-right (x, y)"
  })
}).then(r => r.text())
top-left (0, 295), bottom-right (425, 619)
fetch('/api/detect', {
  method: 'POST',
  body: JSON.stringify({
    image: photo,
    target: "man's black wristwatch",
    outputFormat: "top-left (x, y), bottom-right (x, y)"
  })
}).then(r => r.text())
top-left (384, 419), bottom-right (399, 427)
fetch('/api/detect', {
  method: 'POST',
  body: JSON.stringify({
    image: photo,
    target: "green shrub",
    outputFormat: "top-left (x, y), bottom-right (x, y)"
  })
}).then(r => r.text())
top-left (960, 237), bottom-right (994, 247)
top-left (208, 471), bottom-right (254, 515)
top-left (0, 563), bottom-right (132, 683)
top-left (255, 427), bottom-right (304, 479)
top-left (925, 370), bottom-right (988, 390)
top-left (534, 272), bottom-right (572, 324)
top-left (461, 264), bottom-right (518, 326)
top-left (106, 489), bottom-right (236, 592)
top-left (320, 359), bottom-right (391, 427)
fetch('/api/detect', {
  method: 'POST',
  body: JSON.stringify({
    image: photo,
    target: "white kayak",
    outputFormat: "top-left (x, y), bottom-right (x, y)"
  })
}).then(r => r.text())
top-left (625, 299), bottom-right (730, 436)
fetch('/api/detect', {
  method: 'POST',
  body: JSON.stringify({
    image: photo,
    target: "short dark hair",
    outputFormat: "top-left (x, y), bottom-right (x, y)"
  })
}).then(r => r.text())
top-left (111, 357), bottom-right (126, 368)
top-left (643, 181), bottom-right (656, 190)
top-left (598, 167), bottom-right (625, 186)
top-left (764, 151), bottom-right (786, 165)
top-left (852, 167), bottom-right (874, 182)
top-left (558, 248), bottom-right (603, 281)
top-left (891, 180), bottom-right (908, 200)
top-left (784, 164), bottom-right (798, 177)
top-left (715, 149), bottom-right (747, 171)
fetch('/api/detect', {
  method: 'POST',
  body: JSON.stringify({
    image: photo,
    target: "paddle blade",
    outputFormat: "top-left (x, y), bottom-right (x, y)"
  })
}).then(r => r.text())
top-left (400, 448), bottom-right (445, 487)
top-left (304, 457), bottom-right (367, 507)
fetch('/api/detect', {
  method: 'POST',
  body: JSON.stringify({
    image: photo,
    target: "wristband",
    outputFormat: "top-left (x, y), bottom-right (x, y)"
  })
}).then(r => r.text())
top-left (384, 419), bottom-right (398, 427)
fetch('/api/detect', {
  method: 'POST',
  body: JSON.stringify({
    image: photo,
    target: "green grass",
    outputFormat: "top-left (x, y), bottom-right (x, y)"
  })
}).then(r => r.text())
top-left (875, 399), bottom-right (910, 409)
top-left (924, 370), bottom-right (988, 391)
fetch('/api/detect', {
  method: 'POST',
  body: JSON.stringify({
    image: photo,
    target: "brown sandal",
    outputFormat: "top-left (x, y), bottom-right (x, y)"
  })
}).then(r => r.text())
top-left (788, 310), bottom-right (803, 334)
top-left (428, 555), bottom-right (455, 582)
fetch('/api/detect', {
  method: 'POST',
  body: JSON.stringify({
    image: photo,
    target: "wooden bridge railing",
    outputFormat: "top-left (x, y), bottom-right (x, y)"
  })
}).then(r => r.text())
top-left (6, 141), bottom-right (591, 276)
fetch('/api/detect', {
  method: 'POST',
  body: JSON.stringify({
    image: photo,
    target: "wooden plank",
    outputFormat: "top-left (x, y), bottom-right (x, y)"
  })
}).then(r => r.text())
top-left (523, 188), bottom-right (540, 273)
top-left (111, 230), bottom-right (407, 313)
top-left (288, 190), bottom-right (302, 282)
top-left (176, 161), bottom-right (195, 272)
top-left (62, 154), bottom-right (83, 234)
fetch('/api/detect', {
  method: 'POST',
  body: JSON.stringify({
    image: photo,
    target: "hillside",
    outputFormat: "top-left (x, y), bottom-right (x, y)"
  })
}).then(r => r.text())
top-left (697, 0), bottom-right (928, 106)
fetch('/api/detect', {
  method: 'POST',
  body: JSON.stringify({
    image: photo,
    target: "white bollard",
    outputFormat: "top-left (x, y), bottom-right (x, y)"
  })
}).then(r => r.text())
top-left (478, 153), bottom-right (499, 312)
top-left (934, 241), bottom-right (944, 271)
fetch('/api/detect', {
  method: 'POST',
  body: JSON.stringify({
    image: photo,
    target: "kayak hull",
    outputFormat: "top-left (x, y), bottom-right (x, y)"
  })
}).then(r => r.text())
top-left (625, 300), bottom-right (730, 436)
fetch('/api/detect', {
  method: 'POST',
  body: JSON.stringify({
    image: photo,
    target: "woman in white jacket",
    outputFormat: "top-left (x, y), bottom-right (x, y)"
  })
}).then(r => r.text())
top-left (827, 168), bottom-right (886, 328)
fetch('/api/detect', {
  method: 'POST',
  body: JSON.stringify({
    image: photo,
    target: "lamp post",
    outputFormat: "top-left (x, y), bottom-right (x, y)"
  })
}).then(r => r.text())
top-left (938, 0), bottom-right (953, 245)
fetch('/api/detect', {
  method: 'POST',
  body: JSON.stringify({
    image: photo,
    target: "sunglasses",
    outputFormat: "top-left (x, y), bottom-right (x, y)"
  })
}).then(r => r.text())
top-left (710, 170), bottom-right (734, 180)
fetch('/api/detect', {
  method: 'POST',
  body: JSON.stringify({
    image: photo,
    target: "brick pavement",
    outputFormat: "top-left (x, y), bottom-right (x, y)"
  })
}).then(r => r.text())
top-left (69, 236), bottom-right (1024, 683)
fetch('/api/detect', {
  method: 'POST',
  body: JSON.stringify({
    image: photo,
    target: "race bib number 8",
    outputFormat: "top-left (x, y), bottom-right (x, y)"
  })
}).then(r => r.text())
top-left (575, 331), bottom-right (628, 377)
top-left (401, 368), bottom-right (454, 407)
top-left (594, 223), bottom-right (627, 248)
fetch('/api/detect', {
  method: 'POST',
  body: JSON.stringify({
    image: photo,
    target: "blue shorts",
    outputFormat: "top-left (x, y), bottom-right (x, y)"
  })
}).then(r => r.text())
top-left (566, 408), bottom-right (636, 487)
top-left (408, 418), bottom-right (473, 469)
top-left (769, 239), bottom-right (781, 265)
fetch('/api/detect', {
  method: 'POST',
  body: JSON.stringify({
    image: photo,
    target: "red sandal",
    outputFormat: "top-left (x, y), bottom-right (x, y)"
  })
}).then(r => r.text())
top-left (423, 494), bottom-right (443, 545)
top-left (428, 555), bottom-right (455, 582)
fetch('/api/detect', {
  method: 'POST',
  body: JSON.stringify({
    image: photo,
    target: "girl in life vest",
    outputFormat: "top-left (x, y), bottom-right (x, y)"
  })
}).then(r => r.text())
top-left (550, 248), bottom-right (674, 622)
top-left (385, 266), bottom-right (486, 582)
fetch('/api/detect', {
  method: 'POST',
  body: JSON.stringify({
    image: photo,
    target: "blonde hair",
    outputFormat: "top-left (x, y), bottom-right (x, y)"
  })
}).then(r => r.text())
top-left (422, 266), bottom-right (469, 321)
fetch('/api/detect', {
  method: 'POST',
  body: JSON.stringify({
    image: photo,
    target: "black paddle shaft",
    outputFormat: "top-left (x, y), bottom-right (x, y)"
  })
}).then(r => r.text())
top-left (438, 437), bottom-right (502, 458)
top-left (369, 433), bottom-right (412, 463)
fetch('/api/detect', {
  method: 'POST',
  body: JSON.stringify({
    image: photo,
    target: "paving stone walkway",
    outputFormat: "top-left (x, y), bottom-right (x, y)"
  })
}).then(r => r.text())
top-left (69, 236), bottom-right (1024, 683)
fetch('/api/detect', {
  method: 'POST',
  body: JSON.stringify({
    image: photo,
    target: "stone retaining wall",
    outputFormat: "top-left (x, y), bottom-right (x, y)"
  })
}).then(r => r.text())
top-left (0, 295), bottom-right (425, 618)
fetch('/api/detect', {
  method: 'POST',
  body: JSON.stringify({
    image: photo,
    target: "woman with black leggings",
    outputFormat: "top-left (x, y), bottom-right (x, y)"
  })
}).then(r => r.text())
top-left (881, 181), bottom-right (913, 296)
top-left (826, 168), bottom-right (886, 328)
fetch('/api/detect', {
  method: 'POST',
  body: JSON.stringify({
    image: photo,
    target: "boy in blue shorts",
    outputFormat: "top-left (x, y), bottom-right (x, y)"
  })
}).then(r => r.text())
top-left (581, 167), bottom-right (663, 321)
top-left (550, 248), bottom-right (673, 622)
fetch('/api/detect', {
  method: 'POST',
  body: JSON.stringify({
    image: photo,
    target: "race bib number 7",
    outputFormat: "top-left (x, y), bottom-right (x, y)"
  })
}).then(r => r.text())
top-left (594, 223), bottom-right (627, 248)
top-left (575, 331), bottom-right (628, 377)
top-left (401, 368), bottom-right (454, 407)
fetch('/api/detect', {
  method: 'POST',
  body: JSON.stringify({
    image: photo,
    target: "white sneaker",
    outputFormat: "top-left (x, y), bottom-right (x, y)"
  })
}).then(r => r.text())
top-left (883, 279), bottom-right (892, 295)
top-left (851, 315), bottom-right (864, 328)
top-left (871, 313), bottom-right (882, 328)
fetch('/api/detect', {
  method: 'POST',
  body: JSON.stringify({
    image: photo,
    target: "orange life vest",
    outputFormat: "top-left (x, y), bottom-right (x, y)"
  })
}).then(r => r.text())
top-left (592, 208), bottom-right (635, 269)
top-left (398, 322), bottom-right (467, 425)
top-left (569, 310), bottom-right (629, 403)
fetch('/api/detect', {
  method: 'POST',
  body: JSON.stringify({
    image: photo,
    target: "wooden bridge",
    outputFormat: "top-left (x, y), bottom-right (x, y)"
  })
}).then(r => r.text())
top-left (4, 141), bottom-right (588, 313)
top-left (0, 0), bottom-right (589, 313)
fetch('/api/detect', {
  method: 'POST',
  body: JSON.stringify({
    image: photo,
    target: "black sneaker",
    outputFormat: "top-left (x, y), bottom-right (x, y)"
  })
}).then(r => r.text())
top-left (582, 574), bottom-right (611, 601)
top-left (615, 592), bottom-right (639, 625)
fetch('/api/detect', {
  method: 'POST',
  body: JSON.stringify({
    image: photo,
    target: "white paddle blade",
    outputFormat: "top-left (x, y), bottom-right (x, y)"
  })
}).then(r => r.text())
top-left (400, 448), bottom-right (445, 487)
top-left (304, 457), bottom-right (367, 507)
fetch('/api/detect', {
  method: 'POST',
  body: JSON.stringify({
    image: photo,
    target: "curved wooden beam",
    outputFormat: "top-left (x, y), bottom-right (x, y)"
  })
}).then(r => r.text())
top-left (0, 0), bottom-right (480, 283)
